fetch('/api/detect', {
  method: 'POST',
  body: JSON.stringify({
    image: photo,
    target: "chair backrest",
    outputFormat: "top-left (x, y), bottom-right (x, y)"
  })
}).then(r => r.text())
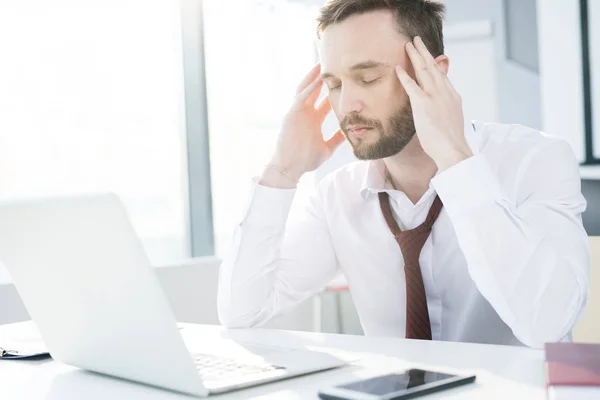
top-left (0, 283), bottom-right (29, 325)
top-left (573, 236), bottom-right (600, 343)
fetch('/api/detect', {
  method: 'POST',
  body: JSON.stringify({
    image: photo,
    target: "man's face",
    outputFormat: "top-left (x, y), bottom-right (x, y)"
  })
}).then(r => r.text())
top-left (320, 10), bottom-right (415, 160)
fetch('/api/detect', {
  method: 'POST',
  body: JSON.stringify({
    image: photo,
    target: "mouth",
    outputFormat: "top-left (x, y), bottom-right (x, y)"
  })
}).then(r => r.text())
top-left (347, 126), bottom-right (373, 138)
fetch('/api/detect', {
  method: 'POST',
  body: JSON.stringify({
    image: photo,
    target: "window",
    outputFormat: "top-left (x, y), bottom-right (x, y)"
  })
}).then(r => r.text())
top-left (0, 0), bottom-right (189, 274)
top-left (203, 0), bottom-right (323, 256)
top-left (0, 0), bottom-right (331, 284)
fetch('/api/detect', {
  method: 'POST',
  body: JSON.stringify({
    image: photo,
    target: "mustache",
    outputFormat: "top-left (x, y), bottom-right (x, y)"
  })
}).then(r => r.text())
top-left (340, 114), bottom-right (381, 131)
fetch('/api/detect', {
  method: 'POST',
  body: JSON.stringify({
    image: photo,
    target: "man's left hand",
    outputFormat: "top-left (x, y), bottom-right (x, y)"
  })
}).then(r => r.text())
top-left (396, 36), bottom-right (473, 171)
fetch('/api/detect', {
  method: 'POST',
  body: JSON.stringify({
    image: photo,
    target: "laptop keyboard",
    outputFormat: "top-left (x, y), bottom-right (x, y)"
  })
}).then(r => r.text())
top-left (192, 353), bottom-right (285, 381)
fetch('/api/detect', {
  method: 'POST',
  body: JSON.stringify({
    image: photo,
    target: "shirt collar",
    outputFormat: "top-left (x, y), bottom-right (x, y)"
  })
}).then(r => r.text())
top-left (359, 119), bottom-right (480, 200)
top-left (359, 159), bottom-right (389, 200)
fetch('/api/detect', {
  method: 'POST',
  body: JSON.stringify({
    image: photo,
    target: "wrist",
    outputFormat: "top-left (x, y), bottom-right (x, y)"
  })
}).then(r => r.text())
top-left (259, 163), bottom-right (303, 189)
top-left (433, 146), bottom-right (473, 172)
top-left (268, 159), bottom-right (306, 181)
top-left (268, 163), bottom-right (303, 183)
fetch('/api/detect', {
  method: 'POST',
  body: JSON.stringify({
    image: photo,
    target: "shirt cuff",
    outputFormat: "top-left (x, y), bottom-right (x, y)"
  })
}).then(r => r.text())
top-left (238, 178), bottom-right (297, 226)
top-left (431, 155), bottom-right (505, 218)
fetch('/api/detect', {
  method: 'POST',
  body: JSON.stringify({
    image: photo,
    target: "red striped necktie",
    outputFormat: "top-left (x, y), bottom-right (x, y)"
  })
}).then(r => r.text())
top-left (378, 192), bottom-right (443, 340)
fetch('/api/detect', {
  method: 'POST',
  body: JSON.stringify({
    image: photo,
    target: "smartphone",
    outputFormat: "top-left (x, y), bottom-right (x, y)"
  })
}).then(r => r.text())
top-left (318, 369), bottom-right (476, 400)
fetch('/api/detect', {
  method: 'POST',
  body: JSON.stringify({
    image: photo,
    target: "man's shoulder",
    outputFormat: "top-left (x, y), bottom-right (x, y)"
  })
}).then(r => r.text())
top-left (311, 161), bottom-right (372, 205)
top-left (474, 120), bottom-right (566, 149)
top-left (317, 160), bottom-right (369, 189)
top-left (473, 120), bottom-right (573, 162)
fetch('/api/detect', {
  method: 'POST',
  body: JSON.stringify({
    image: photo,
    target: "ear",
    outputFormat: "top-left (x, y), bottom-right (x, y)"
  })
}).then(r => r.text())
top-left (434, 55), bottom-right (450, 75)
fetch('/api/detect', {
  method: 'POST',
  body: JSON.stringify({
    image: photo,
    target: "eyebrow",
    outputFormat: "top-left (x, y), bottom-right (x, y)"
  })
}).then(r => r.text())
top-left (320, 60), bottom-right (389, 79)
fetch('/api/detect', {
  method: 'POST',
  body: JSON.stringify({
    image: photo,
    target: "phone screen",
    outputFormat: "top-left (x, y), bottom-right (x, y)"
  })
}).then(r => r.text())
top-left (336, 369), bottom-right (456, 396)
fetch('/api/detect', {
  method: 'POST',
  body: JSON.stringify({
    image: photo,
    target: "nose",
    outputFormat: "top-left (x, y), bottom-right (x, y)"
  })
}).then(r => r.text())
top-left (337, 85), bottom-right (364, 116)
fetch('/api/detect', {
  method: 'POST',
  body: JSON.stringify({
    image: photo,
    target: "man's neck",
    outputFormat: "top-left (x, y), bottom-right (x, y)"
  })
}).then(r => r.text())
top-left (382, 135), bottom-right (438, 204)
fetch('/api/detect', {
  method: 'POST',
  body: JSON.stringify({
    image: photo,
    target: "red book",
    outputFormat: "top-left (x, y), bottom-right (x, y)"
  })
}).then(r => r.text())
top-left (545, 343), bottom-right (600, 400)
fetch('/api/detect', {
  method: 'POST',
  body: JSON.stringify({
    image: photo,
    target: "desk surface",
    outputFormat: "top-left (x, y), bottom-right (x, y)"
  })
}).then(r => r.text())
top-left (0, 321), bottom-right (546, 399)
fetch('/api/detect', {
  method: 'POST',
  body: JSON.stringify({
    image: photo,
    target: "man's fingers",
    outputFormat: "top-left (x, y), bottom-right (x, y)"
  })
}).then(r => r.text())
top-left (296, 64), bottom-right (321, 95)
top-left (297, 78), bottom-right (324, 105)
top-left (414, 36), bottom-right (446, 85)
top-left (316, 98), bottom-right (332, 119)
top-left (405, 41), bottom-right (434, 91)
top-left (413, 36), bottom-right (437, 67)
top-left (395, 65), bottom-right (423, 99)
top-left (325, 129), bottom-right (346, 152)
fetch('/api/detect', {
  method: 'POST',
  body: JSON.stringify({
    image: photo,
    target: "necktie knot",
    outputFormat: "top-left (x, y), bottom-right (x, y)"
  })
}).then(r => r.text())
top-left (380, 194), bottom-right (443, 255)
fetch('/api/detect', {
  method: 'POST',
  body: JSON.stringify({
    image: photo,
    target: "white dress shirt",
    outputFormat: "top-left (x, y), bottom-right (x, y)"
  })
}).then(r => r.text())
top-left (217, 120), bottom-right (590, 348)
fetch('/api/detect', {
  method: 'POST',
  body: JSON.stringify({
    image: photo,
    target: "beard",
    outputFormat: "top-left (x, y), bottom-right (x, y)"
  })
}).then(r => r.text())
top-left (341, 103), bottom-right (415, 160)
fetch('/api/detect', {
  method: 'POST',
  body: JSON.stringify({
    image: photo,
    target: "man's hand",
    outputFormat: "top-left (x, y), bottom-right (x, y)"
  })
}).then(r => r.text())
top-left (261, 64), bottom-right (345, 189)
top-left (396, 36), bottom-right (473, 172)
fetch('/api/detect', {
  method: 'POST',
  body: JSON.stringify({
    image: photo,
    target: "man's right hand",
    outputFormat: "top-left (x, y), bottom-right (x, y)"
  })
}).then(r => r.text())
top-left (260, 64), bottom-right (346, 189)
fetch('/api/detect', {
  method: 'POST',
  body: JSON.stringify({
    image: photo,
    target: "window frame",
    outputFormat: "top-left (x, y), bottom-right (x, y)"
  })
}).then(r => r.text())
top-left (180, 0), bottom-right (215, 256)
top-left (580, 0), bottom-right (599, 165)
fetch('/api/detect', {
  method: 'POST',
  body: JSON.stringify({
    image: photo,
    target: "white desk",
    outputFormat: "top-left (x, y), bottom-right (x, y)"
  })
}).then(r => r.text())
top-left (0, 321), bottom-right (547, 399)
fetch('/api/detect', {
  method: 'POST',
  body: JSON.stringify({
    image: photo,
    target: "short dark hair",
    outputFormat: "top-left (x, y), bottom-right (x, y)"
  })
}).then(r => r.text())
top-left (317, 0), bottom-right (446, 57)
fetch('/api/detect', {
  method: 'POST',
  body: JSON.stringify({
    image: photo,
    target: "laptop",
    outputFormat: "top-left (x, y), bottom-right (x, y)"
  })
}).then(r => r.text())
top-left (0, 193), bottom-right (347, 396)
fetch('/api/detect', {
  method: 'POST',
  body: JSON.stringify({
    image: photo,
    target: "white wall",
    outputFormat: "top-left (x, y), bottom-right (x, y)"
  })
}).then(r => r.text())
top-left (444, 20), bottom-right (498, 122)
top-left (446, 0), bottom-right (541, 130)
top-left (536, 0), bottom-right (585, 161)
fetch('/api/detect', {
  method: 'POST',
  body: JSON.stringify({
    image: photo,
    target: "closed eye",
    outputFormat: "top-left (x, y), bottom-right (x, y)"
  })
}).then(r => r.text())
top-left (326, 76), bottom-right (381, 90)
top-left (361, 77), bottom-right (381, 85)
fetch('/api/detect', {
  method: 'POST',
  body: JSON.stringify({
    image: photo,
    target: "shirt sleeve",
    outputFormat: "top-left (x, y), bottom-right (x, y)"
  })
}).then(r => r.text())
top-left (431, 140), bottom-right (590, 348)
top-left (217, 180), bottom-right (339, 328)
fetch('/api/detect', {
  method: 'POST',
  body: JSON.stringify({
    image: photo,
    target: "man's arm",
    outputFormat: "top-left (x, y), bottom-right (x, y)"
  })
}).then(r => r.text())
top-left (217, 181), bottom-right (339, 328)
top-left (431, 140), bottom-right (589, 348)
top-left (217, 64), bottom-right (346, 328)
top-left (396, 37), bottom-right (589, 348)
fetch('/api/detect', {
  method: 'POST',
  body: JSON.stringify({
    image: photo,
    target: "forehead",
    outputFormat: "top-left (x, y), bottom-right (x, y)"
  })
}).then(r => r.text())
top-left (319, 10), bottom-right (408, 74)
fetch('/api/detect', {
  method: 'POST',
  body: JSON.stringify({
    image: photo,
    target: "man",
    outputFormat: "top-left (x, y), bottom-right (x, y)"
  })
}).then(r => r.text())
top-left (217, 0), bottom-right (590, 349)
